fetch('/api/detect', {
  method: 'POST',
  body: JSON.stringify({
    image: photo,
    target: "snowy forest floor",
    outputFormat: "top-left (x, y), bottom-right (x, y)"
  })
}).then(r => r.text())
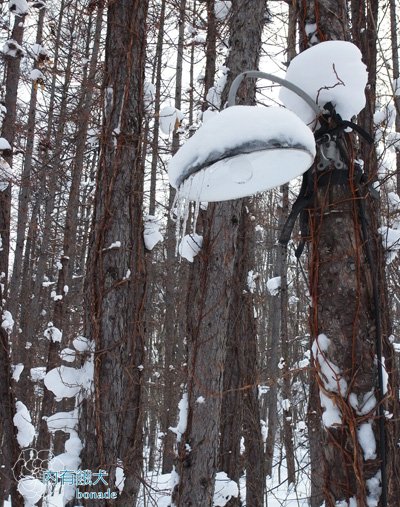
top-left (3, 441), bottom-right (311, 506)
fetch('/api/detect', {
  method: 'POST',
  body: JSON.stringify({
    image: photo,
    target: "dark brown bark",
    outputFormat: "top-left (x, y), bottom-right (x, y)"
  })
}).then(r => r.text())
top-left (240, 208), bottom-right (265, 507)
top-left (173, 200), bottom-right (244, 507)
top-left (81, 0), bottom-right (149, 505)
top-left (8, 8), bottom-right (45, 320)
top-left (16, 0), bottom-right (67, 412)
top-left (280, 186), bottom-right (296, 487)
top-left (161, 0), bottom-right (188, 475)
top-left (36, 7), bottom-right (103, 456)
top-left (0, 325), bottom-right (23, 506)
top-left (203, 0), bottom-right (217, 110)
top-left (0, 13), bottom-right (26, 507)
top-left (389, 0), bottom-right (400, 194)
top-left (264, 286), bottom-right (279, 478)
top-left (298, 1), bottom-right (400, 505)
top-left (148, 0), bottom-right (166, 216)
top-left (173, 1), bottom-right (266, 504)
top-left (0, 15), bottom-right (25, 293)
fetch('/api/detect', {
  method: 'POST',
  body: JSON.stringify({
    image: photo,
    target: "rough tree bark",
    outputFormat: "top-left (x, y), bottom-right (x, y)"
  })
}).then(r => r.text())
top-left (160, 0), bottom-right (188, 475)
top-left (0, 10), bottom-right (27, 507)
top-left (8, 7), bottom-right (45, 321)
top-left (298, 1), bottom-right (400, 505)
top-left (35, 7), bottom-right (103, 456)
top-left (389, 0), bottom-right (400, 194)
top-left (172, 1), bottom-right (266, 505)
top-left (81, 0), bottom-right (149, 505)
top-left (0, 13), bottom-right (25, 293)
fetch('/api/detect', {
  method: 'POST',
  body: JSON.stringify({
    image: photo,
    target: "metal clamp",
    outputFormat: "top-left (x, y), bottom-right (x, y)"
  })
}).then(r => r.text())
top-left (316, 136), bottom-right (345, 171)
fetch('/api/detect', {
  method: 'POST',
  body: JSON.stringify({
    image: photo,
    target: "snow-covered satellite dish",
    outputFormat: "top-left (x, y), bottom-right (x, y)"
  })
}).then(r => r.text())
top-left (168, 105), bottom-right (316, 202)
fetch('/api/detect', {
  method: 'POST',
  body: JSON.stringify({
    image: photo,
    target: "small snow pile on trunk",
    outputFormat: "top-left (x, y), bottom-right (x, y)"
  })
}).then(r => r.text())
top-left (247, 270), bottom-right (258, 293)
top-left (213, 472), bottom-right (239, 507)
top-left (47, 411), bottom-right (83, 504)
top-left (46, 410), bottom-right (78, 434)
top-left (59, 347), bottom-right (76, 363)
top-left (169, 392), bottom-right (188, 442)
top-left (115, 461), bottom-right (125, 494)
top-left (2, 39), bottom-right (24, 57)
top-left (206, 66), bottom-right (228, 109)
top-left (30, 366), bottom-right (46, 381)
top-left (13, 401), bottom-right (35, 448)
top-left (143, 215), bottom-right (163, 250)
top-left (348, 389), bottom-right (377, 416)
top-left (214, 1), bottom-right (231, 20)
top-left (319, 391), bottom-right (342, 427)
top-left (144, 81), bottom-right (155, 112)
top-left (9, 0), bottom-right (29, 15)
top-left (44, 323), bottom-right (62, 343)
top-left (378, 226), bottom-right (400, 264)
top-left (366, 470), bottom-right (382, 507)
top-left (266, 276), bottom-right (281, 296)
top-left (357, 422), bottom-right (377, 460)
top-left (0, 137), bottom-right (11, 151)
top-left (17, 476), bottom-right (45, 506)
top-left (280, 41), bottom-right (367, 126)
top-left (388, 192), bottom-right (400, 213)
top-left (12, 363), bottom-right (24, 382)
top-left (30, 43), bottom-right (47, 61)
top-left (2, 310), bottom-right (14, 333)
top-left (378, 192), bottom-right (400, 262)
top-left (312, 333), bottom-right (348, 427)
top-left (160, 106), bottom-right (184, 135)
top-left (178, 234), bottom-right (203, 262)
top-left (312, 334), bottom-right (347, 395)
top-left (72, 335), bottom-right (92, 352)
top-left (30, 69), bottom-right (44, 81)
top-left (44, 365), bottom-right (82, 400)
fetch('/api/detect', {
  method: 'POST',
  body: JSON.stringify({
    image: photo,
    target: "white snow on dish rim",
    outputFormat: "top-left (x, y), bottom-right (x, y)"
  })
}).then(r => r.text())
top-left (168, 105), bottom-right (316, 202)
top-left (280, 41), bottom-right (368, 125)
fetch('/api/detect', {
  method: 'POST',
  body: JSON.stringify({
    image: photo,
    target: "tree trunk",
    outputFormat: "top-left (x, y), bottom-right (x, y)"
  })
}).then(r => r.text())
top-left (280, 186), bottom-right (296, 487)
top-left (8, 7), bottom-right (45, 321)
top-left (35, 6), bottom-right (103, 456)
top-left (0, 14), bottom-right (25, 294)
top-left (298, 1), bottom-right (400, 504)
top-left (173, 1), bottom-right (266, 504)
top-left (161, 0), bottom-right (188, 475)
top-left (389, 0), bottom-right (400, 194)
top-left (81, 1), bottom-right (149, 504)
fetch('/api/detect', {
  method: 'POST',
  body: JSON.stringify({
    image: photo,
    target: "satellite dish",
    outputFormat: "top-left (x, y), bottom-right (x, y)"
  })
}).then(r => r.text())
top-left (168, 105), bottom-right (316, 202)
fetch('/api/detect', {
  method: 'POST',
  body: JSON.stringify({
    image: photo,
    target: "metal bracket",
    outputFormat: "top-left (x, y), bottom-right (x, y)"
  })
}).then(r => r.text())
top-left (316, 136), bottom-right (345, 171)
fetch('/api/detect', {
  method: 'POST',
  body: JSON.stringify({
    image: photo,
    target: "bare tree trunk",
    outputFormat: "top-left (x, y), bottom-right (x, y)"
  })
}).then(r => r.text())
top-left (0, 10), bottom-right (26, 507)
top-left (203, 0), bottom-right (217, 110)
top-left (81, 1), bottom-right (149, 504)
top-left (35, 7), bottom-right (103, 456)
top-left (265, 274), bottom-right (280, 478)
top-left (160, 0), bottom-right (189, 475)
top-left (0, 326), bottom-right (23, 506)
top-left (280, 186), bottom-right (296, 487)
top-left (389, 0), bottom-right (400, 194)
top-left (8, 8), bottom-right (45, 320)
top-left (240, 206), bottom-right (265, 507)
top-left (0, 14), bottom-right (25, 294)
top-left (173, 1), bottom-right (266, 504)
top-left (298, 1), bottom-right (400, 504)
top-left (148, 0), bottom-right (166, 216)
